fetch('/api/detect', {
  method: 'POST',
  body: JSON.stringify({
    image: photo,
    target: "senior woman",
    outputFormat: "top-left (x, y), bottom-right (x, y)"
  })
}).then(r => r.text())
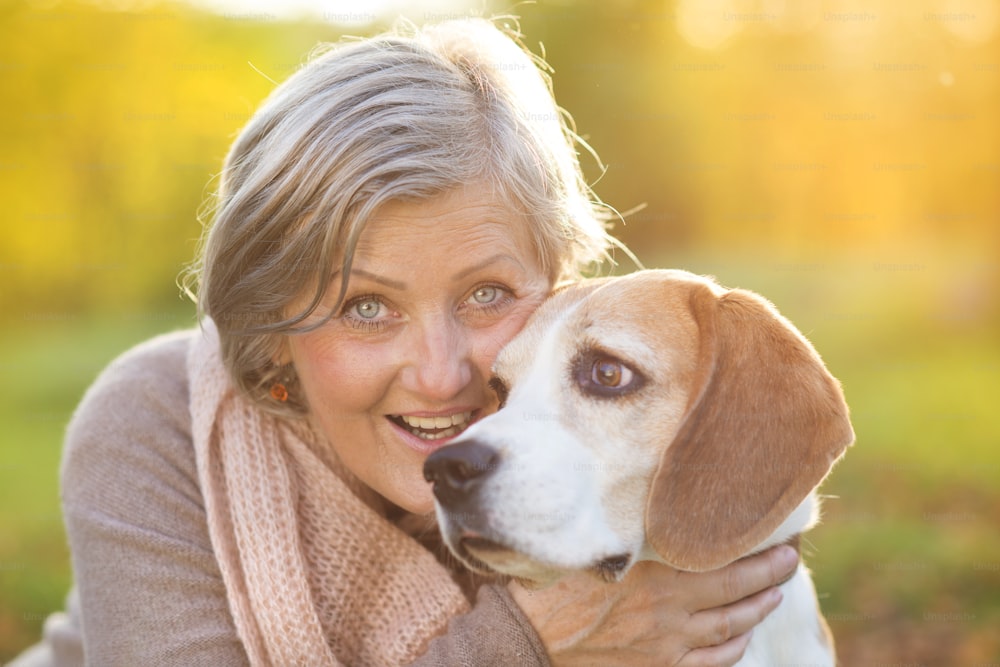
top-left (13, 18), bottom-right (797, 667)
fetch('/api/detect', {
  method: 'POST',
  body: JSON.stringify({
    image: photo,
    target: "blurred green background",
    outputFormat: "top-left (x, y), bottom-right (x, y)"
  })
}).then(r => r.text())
top-left (1, 0), bottom-right (998, 664)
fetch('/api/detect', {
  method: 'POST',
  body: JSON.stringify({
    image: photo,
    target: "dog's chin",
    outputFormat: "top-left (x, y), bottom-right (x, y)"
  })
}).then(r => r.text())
top-left (448, 535), bottom-right (566, 587)
top-left (450, 536), bottom-right (508, 576)
top-left (451, 535), bottom-right (637, 588)
top-left (437, 514), bottom-right (636, 586)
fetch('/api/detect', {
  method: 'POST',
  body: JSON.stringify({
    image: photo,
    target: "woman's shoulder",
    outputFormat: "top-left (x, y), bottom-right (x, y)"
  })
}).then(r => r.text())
top-left (94, 327), bottom-right (196, 389)
top-left (62, 328), bottom-right (201, 506)
top-left (71, 328), bottom-right (196, 430)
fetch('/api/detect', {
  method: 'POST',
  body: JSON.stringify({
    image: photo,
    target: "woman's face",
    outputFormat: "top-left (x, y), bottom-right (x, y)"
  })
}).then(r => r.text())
top-left (285, 185), bottom-right (552, 515)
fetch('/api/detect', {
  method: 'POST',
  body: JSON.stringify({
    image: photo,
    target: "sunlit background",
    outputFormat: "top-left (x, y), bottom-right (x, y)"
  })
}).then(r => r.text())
top-left (2, 0), bottom-right (998, 663)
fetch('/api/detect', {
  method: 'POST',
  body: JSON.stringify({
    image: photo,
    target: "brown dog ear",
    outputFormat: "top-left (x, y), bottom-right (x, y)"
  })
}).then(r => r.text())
top-left (645, 281), bottom-right (854, 571)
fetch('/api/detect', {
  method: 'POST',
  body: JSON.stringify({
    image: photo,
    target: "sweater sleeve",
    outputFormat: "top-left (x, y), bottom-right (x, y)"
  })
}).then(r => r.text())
top-left (60, 331), bottom-right (249, 667)
top-left (412, 584), bottom-right (551, 666)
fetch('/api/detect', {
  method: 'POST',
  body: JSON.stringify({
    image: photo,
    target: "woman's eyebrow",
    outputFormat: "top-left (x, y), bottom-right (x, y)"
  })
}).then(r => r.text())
top-left (451, 253), bottom-right (525, 282)
top-left (348, 269), bottom-right (407, 291)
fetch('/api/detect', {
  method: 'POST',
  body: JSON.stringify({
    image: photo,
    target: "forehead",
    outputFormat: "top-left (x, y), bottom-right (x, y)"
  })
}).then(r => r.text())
top-left (354, 185), bottom-right (536, 264)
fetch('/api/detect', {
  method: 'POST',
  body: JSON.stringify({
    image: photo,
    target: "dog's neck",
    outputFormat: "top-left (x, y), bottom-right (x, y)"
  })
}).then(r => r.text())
top-left (749, 491), bottom-right (819, 555)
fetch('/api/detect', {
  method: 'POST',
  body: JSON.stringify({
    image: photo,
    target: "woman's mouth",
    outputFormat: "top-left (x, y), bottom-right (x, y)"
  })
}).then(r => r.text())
top-left (388, 411), bottom-right (473, 441)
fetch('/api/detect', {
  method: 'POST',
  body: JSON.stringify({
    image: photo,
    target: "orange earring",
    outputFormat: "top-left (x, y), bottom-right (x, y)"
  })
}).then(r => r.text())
top-left (270, 382), bottom-right (289, 402)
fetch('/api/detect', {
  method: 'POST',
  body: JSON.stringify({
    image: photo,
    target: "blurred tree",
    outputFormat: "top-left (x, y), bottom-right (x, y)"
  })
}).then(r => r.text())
top-left (1, 0), bottom-right (996, 323)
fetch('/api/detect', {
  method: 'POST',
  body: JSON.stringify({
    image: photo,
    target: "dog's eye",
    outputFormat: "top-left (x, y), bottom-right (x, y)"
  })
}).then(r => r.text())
top-left (488, 376), bottom-right (509, 409)
top-left (574, 350), bottom-right (645, 398)
top-left (592, 359), bottom-right (632, 388)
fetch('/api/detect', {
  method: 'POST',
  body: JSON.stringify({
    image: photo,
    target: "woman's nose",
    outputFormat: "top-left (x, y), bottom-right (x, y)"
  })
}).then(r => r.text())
top-left (401, 317), bottom-right (473, 401)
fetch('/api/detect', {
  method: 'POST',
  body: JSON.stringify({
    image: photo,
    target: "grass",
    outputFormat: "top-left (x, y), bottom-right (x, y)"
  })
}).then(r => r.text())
top-left (2, 251), bottom-right (998, 663)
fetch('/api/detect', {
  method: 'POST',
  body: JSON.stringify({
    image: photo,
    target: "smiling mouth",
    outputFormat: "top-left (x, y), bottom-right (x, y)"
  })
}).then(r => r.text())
top-left (388, 411), bottom-right (473, 441)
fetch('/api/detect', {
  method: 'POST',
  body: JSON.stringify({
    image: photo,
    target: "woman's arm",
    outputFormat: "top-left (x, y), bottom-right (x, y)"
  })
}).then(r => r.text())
top-left (412, 584), bottom-right (551, 666)
top-left (509, 546), bottom-right (797, 666)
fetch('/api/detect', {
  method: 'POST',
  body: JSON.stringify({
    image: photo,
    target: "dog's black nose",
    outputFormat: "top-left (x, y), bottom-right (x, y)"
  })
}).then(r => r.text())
top-left (423, 440), bottom-right (500, 507)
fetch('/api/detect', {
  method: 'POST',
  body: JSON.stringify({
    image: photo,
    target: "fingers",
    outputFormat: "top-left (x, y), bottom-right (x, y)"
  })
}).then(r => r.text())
top-left (682, 544), bottom-right (798, 611)
top-left (685, 587), bottom-right (782, 648)
top-left (676, 631), bottom-right (754, 667)
top-left (676, 586), bottom-right (781, 667)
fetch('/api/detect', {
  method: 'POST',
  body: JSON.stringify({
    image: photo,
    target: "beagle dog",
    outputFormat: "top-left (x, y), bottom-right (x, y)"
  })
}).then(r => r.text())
top-left (424, 269), bottom-right (854, 666)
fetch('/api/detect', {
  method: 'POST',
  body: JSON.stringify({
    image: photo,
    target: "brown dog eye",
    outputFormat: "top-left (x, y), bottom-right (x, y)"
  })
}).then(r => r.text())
top-left (593, 359), bottom-right (629, 387)
top-left (488, 375), bottom-right (509, 409)
top-left (574, 350), bottom-right (644, 398)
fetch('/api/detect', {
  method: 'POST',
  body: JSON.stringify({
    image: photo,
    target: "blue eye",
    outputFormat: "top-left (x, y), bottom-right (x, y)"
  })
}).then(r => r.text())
top-left (471, 286), bottom-right (499, 304)
top-left (353, 298), bottom-right (382, 319)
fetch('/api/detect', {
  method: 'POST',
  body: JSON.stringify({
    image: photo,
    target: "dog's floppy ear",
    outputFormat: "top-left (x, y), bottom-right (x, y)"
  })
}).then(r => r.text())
top-left (645, 281), bottom-right (854, 571)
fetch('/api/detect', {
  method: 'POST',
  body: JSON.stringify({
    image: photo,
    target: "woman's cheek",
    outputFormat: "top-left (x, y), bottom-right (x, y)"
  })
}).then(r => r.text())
top-left (295, 336), bottom-right (381, 411)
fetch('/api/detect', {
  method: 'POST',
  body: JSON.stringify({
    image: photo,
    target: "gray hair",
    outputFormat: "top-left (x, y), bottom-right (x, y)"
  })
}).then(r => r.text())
top-left (183, 18), bottom-right (619, 413)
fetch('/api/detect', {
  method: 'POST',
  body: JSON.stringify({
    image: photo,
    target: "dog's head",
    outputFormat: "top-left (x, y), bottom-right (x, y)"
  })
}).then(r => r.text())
top-left (424, 269), bottom-right (854, 584)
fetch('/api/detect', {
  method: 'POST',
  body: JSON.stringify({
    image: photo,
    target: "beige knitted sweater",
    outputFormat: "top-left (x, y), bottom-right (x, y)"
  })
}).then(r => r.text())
top-left (11, 329), bottom-right (550, 667)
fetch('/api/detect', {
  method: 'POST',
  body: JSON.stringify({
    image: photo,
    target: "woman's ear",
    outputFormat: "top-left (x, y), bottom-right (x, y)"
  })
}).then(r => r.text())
top-left (645, 283), bottom-right (854, 571)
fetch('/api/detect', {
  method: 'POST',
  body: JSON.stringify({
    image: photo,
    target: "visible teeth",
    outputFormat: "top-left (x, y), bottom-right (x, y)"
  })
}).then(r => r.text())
top-left (400, 412), bottom-right (471, 429)
top-left (416, 426), bottom-right (459, 440)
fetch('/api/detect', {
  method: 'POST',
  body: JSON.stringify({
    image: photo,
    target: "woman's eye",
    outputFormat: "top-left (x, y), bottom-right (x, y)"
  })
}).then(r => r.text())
top-left (353, 298), bottom-right (383, 319)
top-left (471, 286), bottom-right (499, 305)
top-left (468, 285), bottom-right (514, 309)
top-left (340, 295), bottom-right (392, 332)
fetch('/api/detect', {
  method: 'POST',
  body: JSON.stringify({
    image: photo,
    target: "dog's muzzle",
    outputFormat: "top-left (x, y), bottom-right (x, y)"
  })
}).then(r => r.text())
top-left (423, 439), bottom-right (500, 511)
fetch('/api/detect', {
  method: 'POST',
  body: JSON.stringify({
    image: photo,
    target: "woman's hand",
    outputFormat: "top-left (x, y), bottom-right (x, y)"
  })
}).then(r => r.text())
top-left (508, 544), bottom-right (798, 666)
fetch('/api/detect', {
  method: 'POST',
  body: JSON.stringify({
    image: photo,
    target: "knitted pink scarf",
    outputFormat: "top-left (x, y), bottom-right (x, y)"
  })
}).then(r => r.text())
top-left (187, 320), bottom-right (470, 666)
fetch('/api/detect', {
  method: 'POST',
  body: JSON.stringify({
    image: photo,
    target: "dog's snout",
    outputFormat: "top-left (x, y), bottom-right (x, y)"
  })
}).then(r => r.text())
top-left (423, 440), bottom-right (500, 507)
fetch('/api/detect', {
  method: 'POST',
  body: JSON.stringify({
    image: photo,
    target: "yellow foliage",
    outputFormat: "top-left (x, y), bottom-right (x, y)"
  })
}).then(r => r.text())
top-left (1, 0), bottom-right (997, 320)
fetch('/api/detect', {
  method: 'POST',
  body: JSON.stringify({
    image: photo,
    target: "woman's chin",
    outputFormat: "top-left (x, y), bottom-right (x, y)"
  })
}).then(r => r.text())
top-left (386, 482), bottom-right (437, 517)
